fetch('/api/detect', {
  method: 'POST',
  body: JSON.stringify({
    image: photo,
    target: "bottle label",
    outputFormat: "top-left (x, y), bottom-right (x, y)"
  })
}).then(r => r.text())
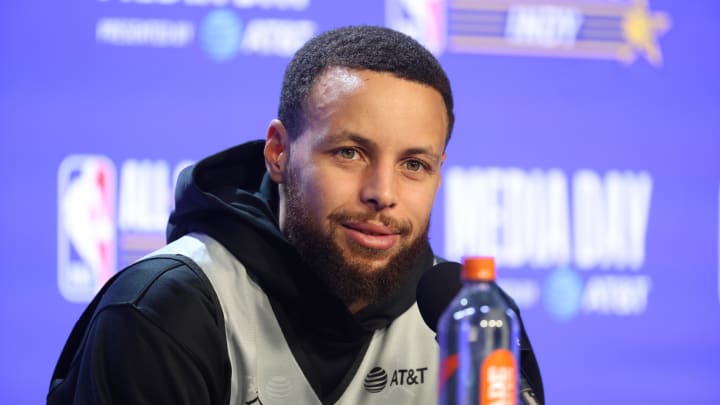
top-left (481, 349), bottom-right (517, 405)
top-left (438, 353), bottom-right (458, 391)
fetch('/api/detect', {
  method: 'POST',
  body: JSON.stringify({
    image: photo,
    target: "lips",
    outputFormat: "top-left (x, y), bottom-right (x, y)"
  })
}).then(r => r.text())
top-left (342, 222), bottom-right (401, 250)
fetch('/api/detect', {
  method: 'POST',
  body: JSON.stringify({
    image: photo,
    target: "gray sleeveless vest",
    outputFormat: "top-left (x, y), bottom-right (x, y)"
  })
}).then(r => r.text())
top-left (152, 233), bottom-right (439, 405)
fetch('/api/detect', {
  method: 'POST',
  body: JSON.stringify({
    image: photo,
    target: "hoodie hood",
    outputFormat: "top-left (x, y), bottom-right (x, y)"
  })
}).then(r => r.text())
top-left (167, 140), bottom-right (435, 332)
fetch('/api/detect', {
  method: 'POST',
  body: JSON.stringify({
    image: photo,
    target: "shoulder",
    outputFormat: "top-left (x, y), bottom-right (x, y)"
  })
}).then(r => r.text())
top-left (96, 254), bottom-right (225, 344)
top-left (48, 253), bottom-right (232, 404)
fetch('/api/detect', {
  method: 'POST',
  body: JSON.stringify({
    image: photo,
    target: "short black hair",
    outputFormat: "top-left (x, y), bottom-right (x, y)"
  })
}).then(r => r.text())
top-left (278, 25), bottom-right (454, 145)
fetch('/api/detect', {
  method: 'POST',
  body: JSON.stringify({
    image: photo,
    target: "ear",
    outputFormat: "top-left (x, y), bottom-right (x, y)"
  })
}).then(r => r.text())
top-left (264, 119), bottom-right (289, 183)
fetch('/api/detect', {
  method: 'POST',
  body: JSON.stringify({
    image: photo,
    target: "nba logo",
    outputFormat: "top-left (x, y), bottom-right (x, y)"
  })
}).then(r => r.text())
top-left (57, 155), bottom-right (116, 302)
top-left (386, 0), bottom-right (446, 55)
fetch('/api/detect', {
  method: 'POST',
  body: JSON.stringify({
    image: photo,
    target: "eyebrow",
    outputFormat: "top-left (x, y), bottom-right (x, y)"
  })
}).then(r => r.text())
top-left (324, 131), bottom-right (442, 161)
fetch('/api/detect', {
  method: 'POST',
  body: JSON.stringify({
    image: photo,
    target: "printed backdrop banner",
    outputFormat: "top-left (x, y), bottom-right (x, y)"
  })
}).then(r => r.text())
top-left (0, 0), bottom-right (718, 403)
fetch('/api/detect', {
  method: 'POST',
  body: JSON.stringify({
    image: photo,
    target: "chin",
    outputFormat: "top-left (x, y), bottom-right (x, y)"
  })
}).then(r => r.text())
top-left (354, 259), bottom-right (391, 274)
top-left (342, 244), bottom-right (398, 265)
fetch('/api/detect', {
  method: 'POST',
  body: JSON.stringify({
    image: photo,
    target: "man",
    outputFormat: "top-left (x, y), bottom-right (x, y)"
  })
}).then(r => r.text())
top-left (48, 25), bottom-right (543, 404)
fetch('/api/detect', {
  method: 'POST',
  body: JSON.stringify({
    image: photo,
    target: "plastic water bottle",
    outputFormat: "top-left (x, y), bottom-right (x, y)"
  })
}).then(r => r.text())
top-left (437, 256), bottom-right (520, 405)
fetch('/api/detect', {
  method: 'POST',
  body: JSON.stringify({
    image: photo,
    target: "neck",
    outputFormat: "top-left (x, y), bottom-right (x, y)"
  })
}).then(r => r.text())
top-left (348, 300), bottom-right (369, 314)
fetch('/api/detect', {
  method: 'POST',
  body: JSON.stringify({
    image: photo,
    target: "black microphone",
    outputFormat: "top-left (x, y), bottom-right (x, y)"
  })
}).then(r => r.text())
top-left (416, 261), bottom-right (463, 333)
top-left (416, 261), bottom-right (540, 405)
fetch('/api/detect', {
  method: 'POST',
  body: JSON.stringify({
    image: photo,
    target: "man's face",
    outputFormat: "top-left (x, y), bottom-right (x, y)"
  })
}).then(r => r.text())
top-left (268, 67), bottom-right (448, 311)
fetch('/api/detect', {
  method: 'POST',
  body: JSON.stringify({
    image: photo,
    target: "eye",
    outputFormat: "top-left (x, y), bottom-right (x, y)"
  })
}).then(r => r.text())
top-left (404, 159), bottom-right (426, 172)
top-left (337, 148), bottom-right (359, 160)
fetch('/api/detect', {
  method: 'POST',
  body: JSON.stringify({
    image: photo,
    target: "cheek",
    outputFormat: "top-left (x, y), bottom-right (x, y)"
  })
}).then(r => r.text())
top-left (296, 168), bottom-right (355, 219)
top-left (400, 183), bottom-right (440, 225)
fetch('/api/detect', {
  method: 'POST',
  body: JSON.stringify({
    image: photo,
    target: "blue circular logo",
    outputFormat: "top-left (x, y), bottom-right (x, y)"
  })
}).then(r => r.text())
top-left (543, 268), bottom-right (583, 321)
top-left (199, 9), bottom-right (242, 62)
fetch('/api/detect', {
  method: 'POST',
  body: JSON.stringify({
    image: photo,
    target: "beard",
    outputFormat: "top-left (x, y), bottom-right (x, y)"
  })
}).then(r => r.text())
top-left (283, 173), bottom-right (430, 310)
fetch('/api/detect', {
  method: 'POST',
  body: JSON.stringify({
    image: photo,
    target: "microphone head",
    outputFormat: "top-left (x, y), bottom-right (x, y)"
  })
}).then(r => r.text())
top-left (416, 261), bottom-right (463, 332)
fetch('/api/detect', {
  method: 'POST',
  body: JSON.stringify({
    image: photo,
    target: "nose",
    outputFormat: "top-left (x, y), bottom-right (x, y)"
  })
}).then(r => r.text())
top-left (360, 163), bottom-right (397, 211)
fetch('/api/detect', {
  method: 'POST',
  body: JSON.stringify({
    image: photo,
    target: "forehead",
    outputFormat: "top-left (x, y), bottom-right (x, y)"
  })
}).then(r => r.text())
top-left (302, 67), bottom-right (448, 151)
top-left (307, 66), bottom-right (365, 112)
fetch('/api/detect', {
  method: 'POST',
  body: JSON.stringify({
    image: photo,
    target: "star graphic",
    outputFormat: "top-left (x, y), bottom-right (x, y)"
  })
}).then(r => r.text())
top-left (619, 0), bottom-right (671, 66)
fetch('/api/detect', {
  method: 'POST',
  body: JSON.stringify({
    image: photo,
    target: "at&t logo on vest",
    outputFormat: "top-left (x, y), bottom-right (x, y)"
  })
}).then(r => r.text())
top-left (363, 366), bottom-right (429, 393)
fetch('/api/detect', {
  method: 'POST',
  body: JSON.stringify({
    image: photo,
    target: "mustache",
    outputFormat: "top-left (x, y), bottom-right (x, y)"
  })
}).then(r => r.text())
top-left (327, 211), bottom-right (413, 236)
